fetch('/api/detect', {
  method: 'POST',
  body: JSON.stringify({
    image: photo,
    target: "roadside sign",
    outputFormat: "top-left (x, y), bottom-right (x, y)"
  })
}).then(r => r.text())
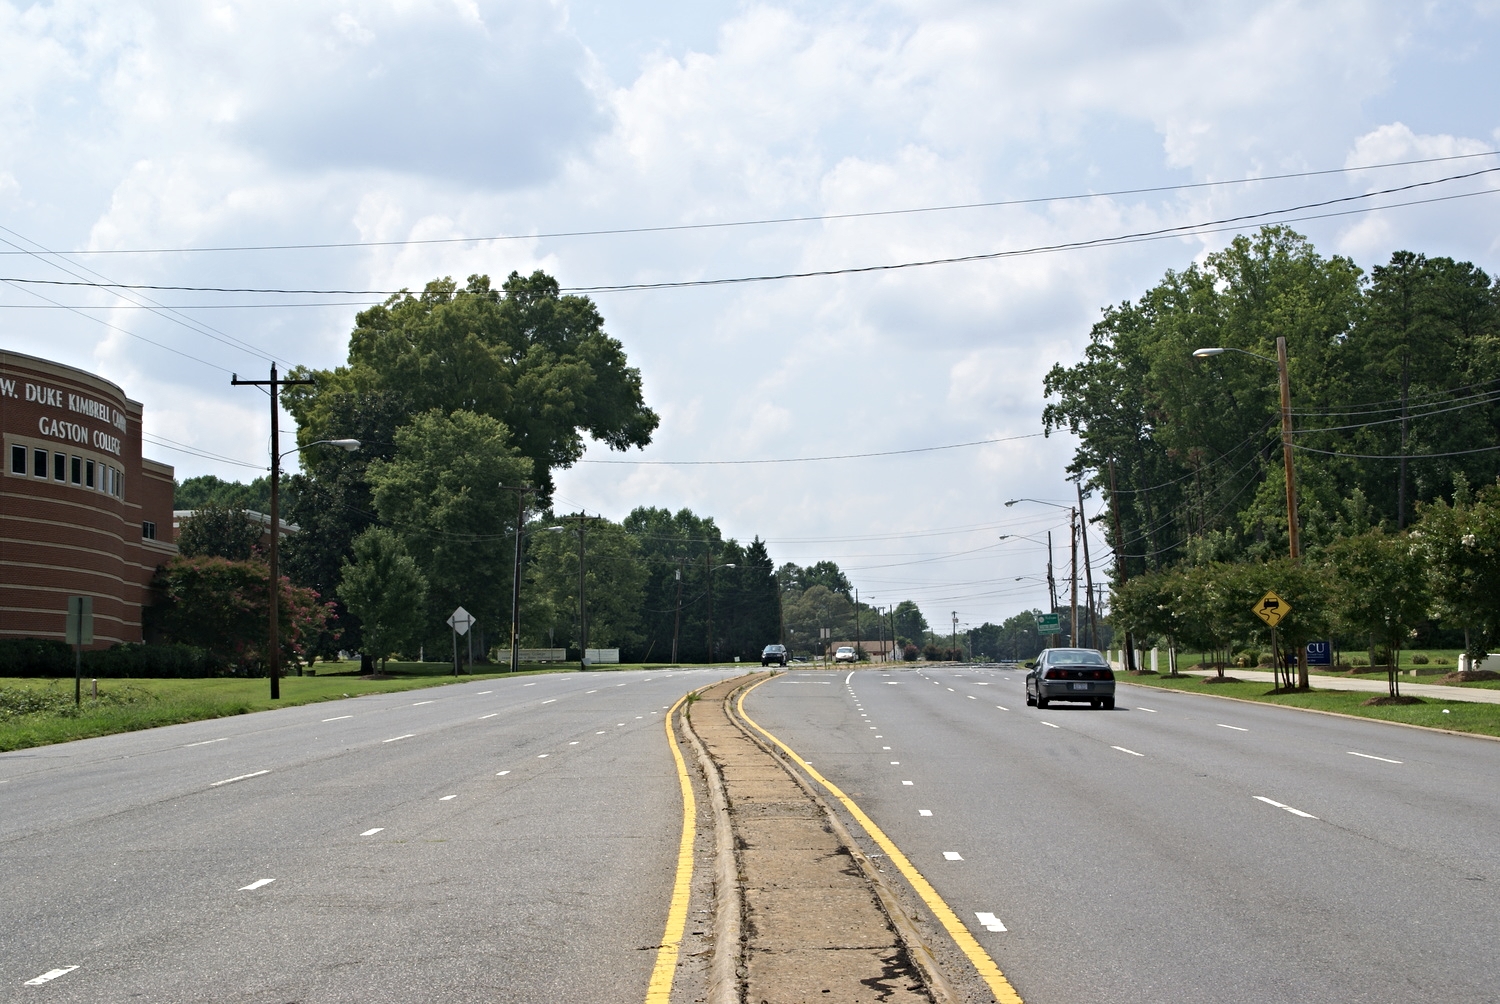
top-left (1306, 641), bottom-right (1331, 666)
top-left (1252, 590), bottom-right (1290, 627)
top-left (65, 596), bottom-right (93, 646)
top-left (819, 628), bottom-right (831, 639)
top-left (447, 606), bottom-right (474, 636)
top-left (1037, 612), bottom-right (1061, 635)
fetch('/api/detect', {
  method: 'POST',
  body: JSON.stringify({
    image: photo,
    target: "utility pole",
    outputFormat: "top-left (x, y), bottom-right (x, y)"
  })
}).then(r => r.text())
top-left (672, 557), bottom-right (684, 664)
top-left (855, 588), bottom-right (861, 657)
top-left (1276, 336), bottom-right (1309, 689)
top-left (1046, 531), bottom-right (1057, 648)
top-left (1077, 483), bottom-right (1097, 649)
top-left (1109, 461), bottom-right (1136, 673)
top-left (1069, 507), bottom-right (1079, 647)
top-left (951, 610), bottom-right (958, 661)
top-left (231, 363), bottom-right (313, 700)
top-left (498, 484), bottom-right (541, 674)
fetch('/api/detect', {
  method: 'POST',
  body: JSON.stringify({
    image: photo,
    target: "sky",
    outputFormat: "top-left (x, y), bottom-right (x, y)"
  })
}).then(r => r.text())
top-left (2, 0), bottom-right (1499, 635)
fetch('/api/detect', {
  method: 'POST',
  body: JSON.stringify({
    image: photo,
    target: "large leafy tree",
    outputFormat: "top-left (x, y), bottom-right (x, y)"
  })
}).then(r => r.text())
top-left (366, 409), bottom-right (534, 654)
top-left (285, 271), bottom-right (658, 495)
top-left (337, 528), bottom-right (429, 670)
top-left (175, 503), bottom-right (266, 562)
top-left (523, 515), bottom-right (647, 655)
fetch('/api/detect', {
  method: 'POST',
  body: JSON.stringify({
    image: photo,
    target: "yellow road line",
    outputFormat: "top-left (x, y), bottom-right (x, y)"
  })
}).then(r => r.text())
top-left (645, 692), bottom-right (697, 1004)
top-left (737, 677), bottom-right (1024, 1004)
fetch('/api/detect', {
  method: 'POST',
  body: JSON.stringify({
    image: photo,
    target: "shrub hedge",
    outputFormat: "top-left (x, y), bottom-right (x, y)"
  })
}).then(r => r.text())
top-left (0, 639), bottom-right (226, 678)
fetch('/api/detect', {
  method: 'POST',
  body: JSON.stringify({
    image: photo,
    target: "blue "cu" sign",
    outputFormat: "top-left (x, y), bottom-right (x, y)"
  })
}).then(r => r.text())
top-left (1306, 641), bottom-right (1331, 666)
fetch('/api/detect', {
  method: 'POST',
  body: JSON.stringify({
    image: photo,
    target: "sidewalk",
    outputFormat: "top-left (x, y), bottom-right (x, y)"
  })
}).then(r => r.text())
top-left (1179, 668), bottom-right (1500, 705)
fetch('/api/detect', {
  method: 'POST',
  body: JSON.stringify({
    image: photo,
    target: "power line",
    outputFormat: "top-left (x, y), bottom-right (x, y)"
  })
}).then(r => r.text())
top-left (1292, 442), bottom-right (1500, 461)
top-left (578, 433), bottom-right (1043, 466)
top-left (13, 149), bottom-right (1495, 257)
top-left (5, 166), bottom-right (1497, 298)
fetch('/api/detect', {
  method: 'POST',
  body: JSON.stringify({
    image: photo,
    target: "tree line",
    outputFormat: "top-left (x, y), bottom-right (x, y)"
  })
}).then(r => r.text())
top-left (1042, 226), bottom-right (1500, 694)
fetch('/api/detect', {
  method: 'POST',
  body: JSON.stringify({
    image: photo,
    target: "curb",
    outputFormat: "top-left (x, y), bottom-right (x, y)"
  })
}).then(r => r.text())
top-left (1118, 680), bottom-right (1500, 743)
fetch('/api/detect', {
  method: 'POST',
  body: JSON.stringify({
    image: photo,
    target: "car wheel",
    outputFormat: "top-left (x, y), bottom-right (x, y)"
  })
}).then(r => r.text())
top-left (1103, 696), bottom-right (1115, 710)
top-left (1036, 694), bottom-right (1049, 709)
top-left (1025, 693), bottom-right (1035, 707)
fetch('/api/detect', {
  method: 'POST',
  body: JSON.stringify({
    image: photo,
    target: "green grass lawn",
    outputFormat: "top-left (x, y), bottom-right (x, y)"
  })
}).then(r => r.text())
top-left (0, 660), bottom-right (734, 753)
top-left (1118, 672), bottom-right (1500, 738)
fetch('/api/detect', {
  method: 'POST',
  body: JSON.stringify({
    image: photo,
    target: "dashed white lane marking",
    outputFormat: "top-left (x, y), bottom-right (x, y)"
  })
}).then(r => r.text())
top-left (477, 691), bottom-right (492, 695)
top-left (882, 746), bottom-right (892, 750)
top-left (875, 735), bottom-right (883, 738)
top-left (976, 682), bottom-right (989, 685)
top-left (239, 878), bottom-right (275, 891)
top-left (361, 827), bottom-right (384, 836)
top-left (382, 734), bottom-right (415, 743)
top-left (996, 705), bottom-right (1010, 711)
top-left (975, 912), bottom-right (1007, 932)
top-left (1042, 722), bottom-right (1059, 729)
top-left (524, 683), bottom-right (536, 686)
top-left (496, 771), bottom-right (511, 776)
top-left (480, 713), bottom-right (498, 720)
top-left (542, 699), bottom-right (557, 704)
top-left (24, 967), bottom-right (78, 986)
top-left (1112, 746), bottom-right (1145, 757)
top-left (869, 726), bottom-right (878, 729)
top-left (967, 695), bottom-right (977, 700)
top-left (1217, 723), bottom-right (1249, 731)
top-left (322, 715), bottom-right (353, 722)
top-left (918, 809), bottom-right (933, 817)
top-left (943, 851), bottom-right (963, 861)
top-left (183, 737), bottom-right (228, 747)
top-left (946, 687), bottom-right (955, 692)
top-left (890, 761), bottom-right (900, 765)
top-left (596, 730), bottom-right (606, 734)
top-left (1255, 796), bottom-right (1318, 818)
top-left (413, 700), bottom-right (435, 706)
top-left (1137, 707), bottom-right (1158, 713)
top-left (537, 754), bottom-right (550, 758)
top-left (210, 770), bottom-right (269, 787)
top-left (440, 795), bottom-right (457, 801)
top-left (617, 723), bottom-right (625, 726)
top-left (888, 681), bottom-right (900, 685)
top-left (569, 741), bottom-right (580, 745)
top-left (616, 683), bottom-right (628, 687)
top-left (586, 690), bottom-right (598, 694)
top-left (1349, 751), bottom-right (1403, 763)
top-left (636, 715), bottom-right (644, 719)
top-left (902, 780), bottom-right (914, 786)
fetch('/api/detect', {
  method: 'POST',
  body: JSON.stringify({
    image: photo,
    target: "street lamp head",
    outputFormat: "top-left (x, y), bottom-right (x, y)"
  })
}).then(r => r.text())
top-left (1192, 348), bottom-right (1226, 358)
top-left (1003, 499), bottom-right (1018, 507)
top-left (329, 439), bottom-right (361, 451)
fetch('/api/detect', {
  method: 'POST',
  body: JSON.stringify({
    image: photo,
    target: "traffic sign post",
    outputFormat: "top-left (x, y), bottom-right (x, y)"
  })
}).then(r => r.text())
top-left (65, 596), bottom-right (92, 707)
top-left (448, 606), bottom-right (475, 676)
top-left (1037, 612), bottom-right (1062, 636)
top-left (1251, 591), bottom-right (1293, 688)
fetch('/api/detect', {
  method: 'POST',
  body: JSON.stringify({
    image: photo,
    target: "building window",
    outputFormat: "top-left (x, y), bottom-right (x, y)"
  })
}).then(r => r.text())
top-left (33, 448), bottom-right (47, 478)
top-left (142, 521), bottom-right (157, 540)
top-left (9, 444), bottom-right (23, 475)
top-left (85, 459), bottom-right (95, 488)
top-left (103, 466), bottom-right (113, 495)
top-left (71, 456), bottom-right (82, 485)
top-left (116, 471), bottom-right (124, 498)
top-left (53, 452), bottom-right (66, 482)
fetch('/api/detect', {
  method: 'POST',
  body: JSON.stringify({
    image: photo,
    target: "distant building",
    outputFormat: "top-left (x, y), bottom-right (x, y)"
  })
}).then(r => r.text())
top-left (1, 350), bottom-right (177, 647)
top-left (172, 509), bottom-right (298, 548)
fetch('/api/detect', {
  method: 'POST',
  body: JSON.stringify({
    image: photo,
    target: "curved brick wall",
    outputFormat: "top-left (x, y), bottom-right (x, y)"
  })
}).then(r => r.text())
top-left (0, 351), bottom-right (178, 647)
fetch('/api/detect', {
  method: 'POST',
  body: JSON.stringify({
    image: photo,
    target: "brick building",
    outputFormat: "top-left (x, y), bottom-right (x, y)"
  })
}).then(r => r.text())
top-left (1, 350), bottom-right (178, 648)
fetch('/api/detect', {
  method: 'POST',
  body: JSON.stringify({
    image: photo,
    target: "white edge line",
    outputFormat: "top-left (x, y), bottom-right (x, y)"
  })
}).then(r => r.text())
top-left (360, 827), bottom-right (383, 836)
top-left (183, 737), bottom-right (228, 747)
top-left (1217, 723), bottom-right (1249, 731)
top-left (382, 733), bottom-right (415, 743)
top-left (321, 715), bottom-right (353, 722)
top-left (1348, 751), bottom-right (1403, 763)
top-left (209, 769), bottom-right (269, 787)
top-left (1111, 745), bottom-right (1145, 756)
top-left (23, 967), bottom-right (79, 986)
top-left (239, 878), bottom-right (275, 891)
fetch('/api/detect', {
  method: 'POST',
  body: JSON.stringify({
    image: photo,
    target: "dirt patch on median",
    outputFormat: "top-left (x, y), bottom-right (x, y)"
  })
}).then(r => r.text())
top-left (684, 674), bottom-right (933, 1003)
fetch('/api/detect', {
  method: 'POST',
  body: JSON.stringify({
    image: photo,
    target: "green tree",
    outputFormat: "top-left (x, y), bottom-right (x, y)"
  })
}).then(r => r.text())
top-left (148, 555), bottom-right (332, 672)
top-left (284, 271), bottom-right (658, 496)
top-left (1324, 530), bottom-right (1429, 698)
top-left (523, 515), bottom-right (646, 654)
top-left (175, 474), bottom-right (272, 512)
top-left (622, 506), bottom-right (728, 662)
top-left (175, 503), bottom-right (266, 561)
top-left (366, 409), bottom-right (534, 655)
top-left (337, 528), bottom-right (429, 670)
top-left (891, 600), bottom-right (929, 647)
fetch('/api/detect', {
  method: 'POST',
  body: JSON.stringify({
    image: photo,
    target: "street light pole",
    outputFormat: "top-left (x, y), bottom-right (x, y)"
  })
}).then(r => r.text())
top-left (1194, 339), bottom-right (1306, 687)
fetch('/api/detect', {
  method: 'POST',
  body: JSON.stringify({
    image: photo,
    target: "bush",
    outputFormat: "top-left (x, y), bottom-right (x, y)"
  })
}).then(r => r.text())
top-left (902, 643), bottom-right (920, 661)
top-left (1350, 656), bottom-right (1369, 667)
top-left (1410, 653), bottom-right (1430, 665)
top-left (0, 639), bottom-right (226, 678)
top-left (1234, 649), bottom-right (1260, 668)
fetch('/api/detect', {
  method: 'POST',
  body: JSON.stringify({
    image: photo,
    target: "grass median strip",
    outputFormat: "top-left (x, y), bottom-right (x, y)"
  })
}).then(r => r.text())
top-left (1120, 674), bottom-right (1500, 738)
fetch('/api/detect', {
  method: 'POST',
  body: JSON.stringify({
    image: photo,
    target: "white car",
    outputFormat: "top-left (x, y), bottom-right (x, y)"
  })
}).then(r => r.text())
top-left (833, 646), bottom-right (857, 663)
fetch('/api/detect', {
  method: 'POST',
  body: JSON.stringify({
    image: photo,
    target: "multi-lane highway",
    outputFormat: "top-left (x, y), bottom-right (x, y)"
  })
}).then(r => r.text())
top-left (745, 666), bottom-right (1500, 1003)
top-left (0, 668), bottom-right (736, 1003)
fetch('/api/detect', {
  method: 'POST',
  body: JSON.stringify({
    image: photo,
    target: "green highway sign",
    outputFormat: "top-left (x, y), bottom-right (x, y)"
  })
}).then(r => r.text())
top-left (1037, 612), bottom-right (1062, 635)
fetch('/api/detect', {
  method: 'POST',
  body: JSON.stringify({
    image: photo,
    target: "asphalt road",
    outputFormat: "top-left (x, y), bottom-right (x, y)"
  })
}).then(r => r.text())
top-left (746, 665), bottom-right (1500, 1004)
top-left (0, 668), bottom-right (737, 1003)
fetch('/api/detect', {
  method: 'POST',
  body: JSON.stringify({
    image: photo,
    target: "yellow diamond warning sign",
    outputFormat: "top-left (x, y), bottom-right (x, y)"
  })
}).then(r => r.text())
top-left (1252, 590), bottom-right (1290, 627)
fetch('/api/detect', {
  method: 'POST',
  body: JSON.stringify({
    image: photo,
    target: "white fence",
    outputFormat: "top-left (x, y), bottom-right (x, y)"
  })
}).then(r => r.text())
top-left (584, 648), bottom-right (620, 665)
top-left (517, 648), bottom-right (568, 663)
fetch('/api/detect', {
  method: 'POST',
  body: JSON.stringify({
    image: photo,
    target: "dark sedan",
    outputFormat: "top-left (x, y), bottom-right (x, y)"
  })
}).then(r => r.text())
top-left (761, 644), bottom-right (788, 666)
top-left (1025, 648), bottom-right (1116, 709)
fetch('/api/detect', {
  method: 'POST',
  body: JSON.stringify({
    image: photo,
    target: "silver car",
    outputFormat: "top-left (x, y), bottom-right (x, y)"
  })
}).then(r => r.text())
top-left (1025, 648), bottom-right (1116, 709)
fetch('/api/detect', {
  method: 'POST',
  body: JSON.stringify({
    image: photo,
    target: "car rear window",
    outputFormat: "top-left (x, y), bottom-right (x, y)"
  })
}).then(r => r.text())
top-left (1049, 651), bottom-right (1108, 666)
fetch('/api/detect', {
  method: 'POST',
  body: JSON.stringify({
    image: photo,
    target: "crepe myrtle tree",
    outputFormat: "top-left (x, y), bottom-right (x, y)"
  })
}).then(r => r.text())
top-left (338, 527), bottom-right (429, 671)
